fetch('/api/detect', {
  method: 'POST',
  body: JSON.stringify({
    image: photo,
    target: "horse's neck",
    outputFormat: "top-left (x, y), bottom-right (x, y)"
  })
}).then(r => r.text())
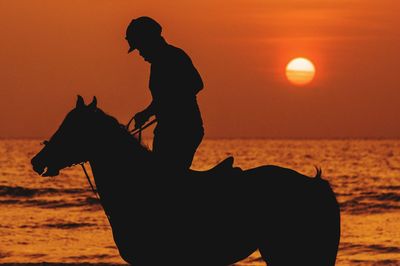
top-left (88, 126), bottom-right (151, 186)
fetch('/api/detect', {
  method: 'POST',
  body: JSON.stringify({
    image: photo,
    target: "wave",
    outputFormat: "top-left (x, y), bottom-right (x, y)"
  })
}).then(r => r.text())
top-left (67, 254), bottom-right (119, 260)
top-left (0, 197), bottom-right (101, 209)
top-left (341, 242), bottom-right (400, 254)
top-left (0, 185), bottom-right (86, 197)
top-left (0, 185), bottom-right (101, 209)
top-left (374, 193), bottom-right (400, 202)
top-left (377, 185), bottom-right (400, 191)
top-left (339, 191), bottom-right (400, 214)
top-left (20, 222), bottom-right (96, 229)
top-left (340, 200), bottom-right (400, 214)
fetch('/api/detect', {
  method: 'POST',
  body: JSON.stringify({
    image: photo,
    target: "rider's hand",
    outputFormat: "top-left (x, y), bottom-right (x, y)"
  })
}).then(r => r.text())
top-left (134, 111), bottom-right (149, 129)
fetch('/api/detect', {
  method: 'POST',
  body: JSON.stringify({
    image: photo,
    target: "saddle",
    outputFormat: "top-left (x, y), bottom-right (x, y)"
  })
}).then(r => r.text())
top-left (189, 156), bottom-right (242, 177)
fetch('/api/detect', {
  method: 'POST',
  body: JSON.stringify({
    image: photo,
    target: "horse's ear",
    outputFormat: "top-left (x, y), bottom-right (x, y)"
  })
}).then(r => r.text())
top-left (76, 95), bottom-right (85, 108)
top-left (88, 96), bottom-right (97, 109)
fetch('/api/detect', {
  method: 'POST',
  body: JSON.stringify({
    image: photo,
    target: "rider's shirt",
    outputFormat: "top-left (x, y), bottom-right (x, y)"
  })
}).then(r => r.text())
top-left (149, 43), bottom-right (203, 133)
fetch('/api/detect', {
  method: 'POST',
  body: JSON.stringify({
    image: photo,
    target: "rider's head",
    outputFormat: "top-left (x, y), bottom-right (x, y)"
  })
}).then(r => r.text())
top-left (126, 16), bottom-right (163, 62)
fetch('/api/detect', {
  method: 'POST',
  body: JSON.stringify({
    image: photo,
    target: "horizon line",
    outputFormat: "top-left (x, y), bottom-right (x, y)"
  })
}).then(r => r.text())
top-left (1, 137), bottom-right (399, 141)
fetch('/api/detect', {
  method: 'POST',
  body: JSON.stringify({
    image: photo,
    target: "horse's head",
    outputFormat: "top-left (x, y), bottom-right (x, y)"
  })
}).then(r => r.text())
top-left (31, 95), bottom-right (99, 177)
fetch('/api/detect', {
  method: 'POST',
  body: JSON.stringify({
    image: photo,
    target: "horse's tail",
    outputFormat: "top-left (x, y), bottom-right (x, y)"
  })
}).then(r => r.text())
top-left (314, 165), bottom-right (322, 179)
top-left (312, 171), bottom-right (341, 266)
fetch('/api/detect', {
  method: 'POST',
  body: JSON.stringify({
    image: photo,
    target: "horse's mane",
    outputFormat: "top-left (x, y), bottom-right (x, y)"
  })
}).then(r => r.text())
top-left (93, 107), bottom-right (152, 157)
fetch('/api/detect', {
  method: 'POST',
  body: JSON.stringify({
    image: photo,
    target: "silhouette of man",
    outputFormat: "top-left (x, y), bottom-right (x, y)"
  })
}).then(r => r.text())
top-left (126, 16), bottom-right (204, 171)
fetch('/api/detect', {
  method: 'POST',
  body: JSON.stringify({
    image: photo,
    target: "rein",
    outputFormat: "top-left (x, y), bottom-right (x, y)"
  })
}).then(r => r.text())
top-left (80, 162), bottom-right (111, 221)
top-left (128, 118), bottom-right (157, 142)
top-left (80, 163), bottom-right (100, 202)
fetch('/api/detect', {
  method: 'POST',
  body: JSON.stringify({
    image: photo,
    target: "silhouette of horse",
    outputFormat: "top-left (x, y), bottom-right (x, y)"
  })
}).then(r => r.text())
top-left (31, 96), bottom-right (340, 266)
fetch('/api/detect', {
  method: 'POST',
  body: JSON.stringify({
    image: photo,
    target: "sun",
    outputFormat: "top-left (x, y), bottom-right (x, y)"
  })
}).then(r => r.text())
top-left (285, 57), bottom-right (316, 86)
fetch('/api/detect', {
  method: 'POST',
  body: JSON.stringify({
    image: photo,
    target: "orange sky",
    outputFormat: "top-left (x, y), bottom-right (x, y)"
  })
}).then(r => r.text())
top-left (0, 0), bottom-right (399, 138)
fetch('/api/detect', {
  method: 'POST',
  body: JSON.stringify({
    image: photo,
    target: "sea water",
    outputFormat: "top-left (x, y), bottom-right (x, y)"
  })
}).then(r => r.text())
top-left (0, 139), bottom-right (399, 265)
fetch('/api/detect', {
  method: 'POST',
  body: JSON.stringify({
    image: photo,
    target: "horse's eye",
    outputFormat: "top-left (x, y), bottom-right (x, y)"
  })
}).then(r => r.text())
top-left (41, 140), bottom-right (49, 146)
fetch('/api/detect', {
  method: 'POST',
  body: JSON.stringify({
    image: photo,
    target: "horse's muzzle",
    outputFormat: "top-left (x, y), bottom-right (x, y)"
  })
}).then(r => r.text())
top-left (31, 154), bottom-right (60, 177)
top-left (31, 155), bottom-right (46, 175)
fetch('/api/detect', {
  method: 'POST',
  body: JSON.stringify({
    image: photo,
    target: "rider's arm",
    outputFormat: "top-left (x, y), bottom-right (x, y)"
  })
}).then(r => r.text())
top-left (134, 100), bottom-right (156, 129)
top-left (171, 49), bottom-right (204, 97)
top-left (142, 100), bottom-right (156, 118)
